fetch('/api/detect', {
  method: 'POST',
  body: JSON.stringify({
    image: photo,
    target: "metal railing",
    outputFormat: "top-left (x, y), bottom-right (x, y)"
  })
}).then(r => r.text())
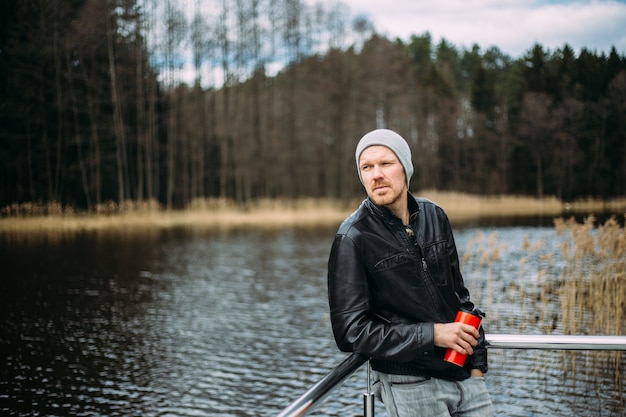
top-left (276, 334), bottom-right (626, 417)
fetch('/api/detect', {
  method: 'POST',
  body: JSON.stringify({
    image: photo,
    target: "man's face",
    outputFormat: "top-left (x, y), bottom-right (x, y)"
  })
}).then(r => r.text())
top-left (359, 145), bottom-right (407, 208)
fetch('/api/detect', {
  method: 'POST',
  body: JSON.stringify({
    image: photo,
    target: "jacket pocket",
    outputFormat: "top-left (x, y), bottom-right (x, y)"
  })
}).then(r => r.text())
top-left (370, 252), bottom-right (424, 289)
top-left (372, 252), bottom-right (410, 271)
top-left (423, 241), bottom-right (451, 286)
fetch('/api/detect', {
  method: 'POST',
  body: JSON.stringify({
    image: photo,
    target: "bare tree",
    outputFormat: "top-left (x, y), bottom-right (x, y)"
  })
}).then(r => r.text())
top-left (65, 45), bottom-right (93, 209)
top-left (106, 0), bottom-right (131, 203)
top-left (142, 0), bottom-right (160, 203)
top-left (134, 0), bottom-right (146, 202)
top-left (72, 0), bottom-right (108, 207)
top-left (552, 97), bottom-right (583, 199)
top-left (216, 0), bottom-right (234, 199)
top-left (282, 0), bottom-right (303, 198)
top-left (518, 92), bottom-right (555, 198)
top-left (162, 0), bottom-right (187, 208)
top-left (51, 0), bottom-right (67, 202)
top-left (607, 71), bottom-right (626, 196)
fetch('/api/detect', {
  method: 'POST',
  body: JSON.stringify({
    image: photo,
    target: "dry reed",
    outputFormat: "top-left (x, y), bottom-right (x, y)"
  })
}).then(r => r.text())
top-left (0, 198), bottom-right (356, 233)
top-left (4, 191), bottom-right (626, 233)
top-left (461, 214), bottom-right (625, 403)
top-left (555, 215), bottom-right (625, 391)
top-left (422, 190), bottom-right (564, 221)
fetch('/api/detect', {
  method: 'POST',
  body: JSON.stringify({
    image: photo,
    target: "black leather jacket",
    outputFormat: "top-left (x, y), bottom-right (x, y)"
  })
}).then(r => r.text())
top-left (327, 194), bottom-right (487, 380)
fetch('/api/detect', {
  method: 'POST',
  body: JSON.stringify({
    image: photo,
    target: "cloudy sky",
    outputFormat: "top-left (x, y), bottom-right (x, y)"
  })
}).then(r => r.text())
top-left (340, 0), bottom-right (626, 57)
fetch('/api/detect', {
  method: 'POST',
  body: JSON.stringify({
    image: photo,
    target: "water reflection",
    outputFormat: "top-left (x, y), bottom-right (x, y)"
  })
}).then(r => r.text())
top-left (0, 224), bottom-right (623, 416)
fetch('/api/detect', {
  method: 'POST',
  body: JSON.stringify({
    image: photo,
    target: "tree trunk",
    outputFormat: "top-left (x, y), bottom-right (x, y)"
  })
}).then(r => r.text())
top-left (106, 2), bottom-right (129, 204)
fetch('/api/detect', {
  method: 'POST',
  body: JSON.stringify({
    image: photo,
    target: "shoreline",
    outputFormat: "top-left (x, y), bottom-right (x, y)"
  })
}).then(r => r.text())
top-left (1, 191), bottom-right (625, 233)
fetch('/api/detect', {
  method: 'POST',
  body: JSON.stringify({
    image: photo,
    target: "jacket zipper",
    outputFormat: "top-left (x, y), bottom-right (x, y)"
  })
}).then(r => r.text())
top-left (406, 225), bottom-right (429, 273)
top-left (409, 228), bottom-right (452, 322)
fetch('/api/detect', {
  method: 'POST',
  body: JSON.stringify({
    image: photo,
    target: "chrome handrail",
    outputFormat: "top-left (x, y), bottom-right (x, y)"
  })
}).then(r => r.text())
top-left (486, 334), bottom-right (626, 350)
top-left (276, 352), bottom-right (367, 417)
top-left (276, 334), bottom-right (626, 417)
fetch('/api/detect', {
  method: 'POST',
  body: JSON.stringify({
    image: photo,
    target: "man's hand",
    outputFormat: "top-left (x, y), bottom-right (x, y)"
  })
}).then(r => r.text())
top-left (433, 322), bottom-right (480, 355)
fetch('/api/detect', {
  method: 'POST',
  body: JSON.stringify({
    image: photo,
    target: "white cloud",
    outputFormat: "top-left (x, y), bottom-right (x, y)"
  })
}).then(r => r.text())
top-left (341, 0), bottom-right (626, 56)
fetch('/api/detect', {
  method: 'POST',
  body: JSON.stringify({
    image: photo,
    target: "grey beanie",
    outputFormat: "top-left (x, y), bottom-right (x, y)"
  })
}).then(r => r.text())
top-left (355, 129), bottom-right (413, 187)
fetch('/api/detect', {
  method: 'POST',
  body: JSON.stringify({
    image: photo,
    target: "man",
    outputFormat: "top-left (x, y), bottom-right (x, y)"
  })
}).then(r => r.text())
top-left (327, 129), bottom-right (494, 417)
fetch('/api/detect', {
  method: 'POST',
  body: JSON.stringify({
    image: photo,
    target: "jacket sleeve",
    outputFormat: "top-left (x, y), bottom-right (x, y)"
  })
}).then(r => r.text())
top-left (440, 209), bottom-right (489, 371)
top-left (468, 325), bottom-right (488, 372)
top-left (437, 207), bottom-right (473, 311)
top-left (327, 233), bottom-right (435, 362)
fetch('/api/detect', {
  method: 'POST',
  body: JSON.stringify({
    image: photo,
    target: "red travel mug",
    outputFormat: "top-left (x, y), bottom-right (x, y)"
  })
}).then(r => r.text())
top-left (443, 309), bottom-right (483, 367)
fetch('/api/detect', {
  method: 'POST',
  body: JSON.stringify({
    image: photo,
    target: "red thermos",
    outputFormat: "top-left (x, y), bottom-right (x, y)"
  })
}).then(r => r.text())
top-left (443, 309), bottom-right (483, 367)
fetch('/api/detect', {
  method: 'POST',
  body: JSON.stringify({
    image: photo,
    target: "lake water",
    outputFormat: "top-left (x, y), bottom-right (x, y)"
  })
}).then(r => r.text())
top-left (0, 218), bottom-right (624, 416)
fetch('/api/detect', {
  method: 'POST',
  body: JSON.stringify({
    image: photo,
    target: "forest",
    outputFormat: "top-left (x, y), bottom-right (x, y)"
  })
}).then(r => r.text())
top-left (1, 0), bottom-right (625, 212)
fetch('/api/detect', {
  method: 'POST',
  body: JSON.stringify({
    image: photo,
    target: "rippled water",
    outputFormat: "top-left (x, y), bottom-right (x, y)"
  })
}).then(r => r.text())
top-left (0, 223), bottom-right (623, 416)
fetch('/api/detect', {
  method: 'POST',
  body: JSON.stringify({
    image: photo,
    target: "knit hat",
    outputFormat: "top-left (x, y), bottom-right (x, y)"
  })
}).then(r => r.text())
top-left (355, 129), bottom-right (413, 188)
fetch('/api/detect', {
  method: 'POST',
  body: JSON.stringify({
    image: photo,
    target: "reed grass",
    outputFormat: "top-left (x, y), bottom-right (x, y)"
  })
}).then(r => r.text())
top-left (555, 215), bottom-right (625, 392)
top-left (421, 190), bottom-right (564, 221)
top-left (462, 214), bottom-right (625, 403)
top-left (3, 191), bottom-right (625, 233)
top-left (0, 198), bottom-right (355, 233)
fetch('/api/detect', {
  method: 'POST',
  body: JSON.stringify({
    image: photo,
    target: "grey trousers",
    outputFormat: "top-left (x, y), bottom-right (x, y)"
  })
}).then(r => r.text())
top-left (372, 372), bottom-right (494, 417)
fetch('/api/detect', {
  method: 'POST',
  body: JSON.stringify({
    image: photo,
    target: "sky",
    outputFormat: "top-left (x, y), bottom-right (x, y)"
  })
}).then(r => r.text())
top-left (340, 0), bottom-right (626, 58)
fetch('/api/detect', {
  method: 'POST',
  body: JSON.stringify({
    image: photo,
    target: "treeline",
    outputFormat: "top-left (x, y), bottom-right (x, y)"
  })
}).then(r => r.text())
top-left (1, 0), bottom-right (625, 211)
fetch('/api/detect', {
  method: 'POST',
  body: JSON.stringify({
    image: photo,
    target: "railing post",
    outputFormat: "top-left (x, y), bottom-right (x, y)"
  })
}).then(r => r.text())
top-left (363, 361), bottom-right (375, 417)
